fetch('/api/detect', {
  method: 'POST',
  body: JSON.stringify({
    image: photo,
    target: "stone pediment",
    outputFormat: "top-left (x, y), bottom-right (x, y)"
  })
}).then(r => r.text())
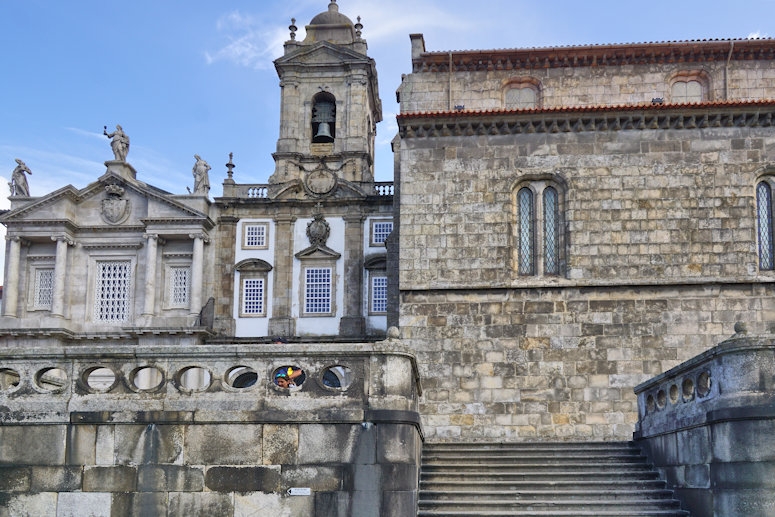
top-left (0, 171), bottom-right (211, 230)
top-left (295, 245), bottom-right (341, 261)
top-left (275, 41), bottom-right (372, 68)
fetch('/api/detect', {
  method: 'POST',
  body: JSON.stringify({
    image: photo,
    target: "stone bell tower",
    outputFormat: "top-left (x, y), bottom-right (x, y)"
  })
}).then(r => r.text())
top-left (270, 0), bottom-right (382, 195)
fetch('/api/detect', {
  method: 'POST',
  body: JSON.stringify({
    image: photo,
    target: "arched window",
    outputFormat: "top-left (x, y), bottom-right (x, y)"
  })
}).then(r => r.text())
top-left (757, 180), bottom-right (774, 270)
top-left (517, 187), bottom-right (535, 275)
top-left (312, 92), bottom-right (336, 143)
top-left (515, 180), bottom-right (565, 277)
top-left (669, 71), bottom-right (709, 104)
top-left (503, 78), bottom-right (541, 110)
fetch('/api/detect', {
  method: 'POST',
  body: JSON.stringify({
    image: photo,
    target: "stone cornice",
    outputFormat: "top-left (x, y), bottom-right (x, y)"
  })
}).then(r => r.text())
top-left (398, 101), bottom-right (775, 138)
top-left (412, 38), bottom-right (775, 73)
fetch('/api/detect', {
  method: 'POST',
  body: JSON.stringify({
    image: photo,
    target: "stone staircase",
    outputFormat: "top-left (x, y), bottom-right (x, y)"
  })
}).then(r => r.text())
top-left (418, 442), bottom-right (689, 516)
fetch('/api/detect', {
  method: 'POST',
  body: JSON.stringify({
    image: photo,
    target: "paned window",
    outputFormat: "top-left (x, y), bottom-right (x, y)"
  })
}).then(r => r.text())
top-left (517, 188), bottom-right (535, 275)
top-left (168, 266), bottom-right (190, 307)
top-left (243, 223), bottom-right (268, 249)
top-left (371, 220), bottom-right (393, 246)
top-left (516, 181), bottom-right (564, 277)
top-left (94, 260), bottom-right (132, 322)
top-left (304, 267), bottom-right (332, 314)
top-left (242, 278), bottom-right (265, 315)
top-left (370, 275), bottom-right (388, 313)
top-left (757, 181), bottom-right (774, 270)
top-left (33, 268), bottom-right (55, 310)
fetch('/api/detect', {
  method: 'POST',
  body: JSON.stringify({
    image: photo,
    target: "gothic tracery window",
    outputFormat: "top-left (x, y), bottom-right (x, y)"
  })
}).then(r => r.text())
top-left (515, 180), bottom-right (564, 277)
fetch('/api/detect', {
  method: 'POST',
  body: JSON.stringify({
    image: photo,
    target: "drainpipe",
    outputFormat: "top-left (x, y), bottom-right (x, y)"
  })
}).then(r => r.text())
top-left (448, 52), bottom-right (453, 110)
top-left (725, 41), bottom-right (734, 100)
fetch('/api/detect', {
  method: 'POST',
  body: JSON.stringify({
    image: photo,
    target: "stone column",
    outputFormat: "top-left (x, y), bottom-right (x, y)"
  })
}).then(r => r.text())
top-left (268, 215), bottom-right (296, 337)
top-left (189, 233), bottom-right (208, 316)
top-left (142, 234), bottom-right (163, 317)
top-left (51, 236), bottom-right (74, 318)
top-left (339, 213), bottom-right (365, 337)
top-left (3, 236), bottom-right (21, 317)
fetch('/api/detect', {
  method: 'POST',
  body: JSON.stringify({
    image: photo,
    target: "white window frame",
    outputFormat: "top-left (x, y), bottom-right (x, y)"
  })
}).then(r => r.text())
top-left (302, 265), bottom-right (334, 316)
top-left (369, 274), bottom-right (388, 314)
top-left (370, 219), bottom-right (394, 247)
top-left (240, 275), bottom-right (267, 317)
top-left (242, 223), bottom-right (269, 249)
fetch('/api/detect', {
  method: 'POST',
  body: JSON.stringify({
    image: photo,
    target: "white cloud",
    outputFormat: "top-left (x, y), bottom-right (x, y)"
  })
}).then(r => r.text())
top-left (205, 10), bottom-right (303, 69)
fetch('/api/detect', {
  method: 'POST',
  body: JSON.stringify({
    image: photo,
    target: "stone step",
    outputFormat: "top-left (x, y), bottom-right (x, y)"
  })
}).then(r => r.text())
top-left (420, 479), bottom-right (669, 491)
top-left (417, 510), bottom-right (690, 517)
top-left (419, 488), bottom-right (677, 501)
top-left (423, 454), bottom-right (648, 464)
top-left (418, 441), bottom-right (688, 517)
top-left (417, 498), bottom-right (684, 512)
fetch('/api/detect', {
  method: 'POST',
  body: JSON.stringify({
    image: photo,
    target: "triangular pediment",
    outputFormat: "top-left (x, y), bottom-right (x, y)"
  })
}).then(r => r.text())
top-left (295, 245), bottom-right (341, 260)
top-left (0, 170), bottom-right (212, 231)
top-left (275, 41), bottom-right (372, 67)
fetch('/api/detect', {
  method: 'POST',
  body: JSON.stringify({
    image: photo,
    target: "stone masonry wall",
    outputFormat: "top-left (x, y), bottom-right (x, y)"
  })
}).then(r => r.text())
top-left (397, 113), bottom-right (775, 440)
top-left (399, 59), bottom-right (775, 113)
top-left (0, 343), bottom-right (422, 516)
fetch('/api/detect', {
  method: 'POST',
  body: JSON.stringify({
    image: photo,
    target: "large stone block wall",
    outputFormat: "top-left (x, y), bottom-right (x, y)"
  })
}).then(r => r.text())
top-left (401, 284), bottom-right (775, 441)
top-left (0, 343), bottom-right (421, 516)
top-left (400, 57), bottom-right (775, 113)
top-left (634, 333), bottom-right (775, 516)
top-left (398, 123), bottom-right (775, 287)
top-left (396, 108), bottom-right (775, 440)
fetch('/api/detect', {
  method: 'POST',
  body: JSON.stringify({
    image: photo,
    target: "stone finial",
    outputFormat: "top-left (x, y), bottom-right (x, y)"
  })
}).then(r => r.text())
top-left (355, 16), bottom-right (363, 38)
top-left (387, 326), bottom-right (401, 339)
top-left (734, 321), bottom-right (748, 335)
top-left (289, 18), bottom-right (297, 40)
top-left (225, 152), bottom-right (236, 182)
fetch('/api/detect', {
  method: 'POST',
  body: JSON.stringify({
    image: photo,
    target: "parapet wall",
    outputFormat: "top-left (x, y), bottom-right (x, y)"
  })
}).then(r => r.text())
top-left (0, 342), bottom-right (422, 517)
top-left (634, 330), bottom-right (775, 517)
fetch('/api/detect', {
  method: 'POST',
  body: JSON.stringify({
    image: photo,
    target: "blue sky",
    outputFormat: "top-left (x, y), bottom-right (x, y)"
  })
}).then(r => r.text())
top-left (1, 0), bottom-right (773, 203)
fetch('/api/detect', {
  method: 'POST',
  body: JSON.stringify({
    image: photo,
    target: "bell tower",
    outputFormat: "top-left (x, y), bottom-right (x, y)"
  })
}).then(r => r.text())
top-left (270, 1), bottom-right (382, 194)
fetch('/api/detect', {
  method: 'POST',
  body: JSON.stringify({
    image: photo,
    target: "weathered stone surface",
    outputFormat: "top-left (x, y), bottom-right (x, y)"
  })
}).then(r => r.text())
top-left (0, 492), bottom-right (57, 517)
top-left (56, 492), bottom-right (111, 517)
top-left (168, 492), bottom-right (233, 517)
top-left (0, 426), bottom-right (67, 465)
top-left (204, 466), bottom-right (281, 493)
top-left (30, 466), bottom-right (81, 492)
top-left (83, 466), bottom-right (137, 492)
top-left (137, 465), bottom-right (203, 492)
top-left (184, 424), bottom-right (262, 465)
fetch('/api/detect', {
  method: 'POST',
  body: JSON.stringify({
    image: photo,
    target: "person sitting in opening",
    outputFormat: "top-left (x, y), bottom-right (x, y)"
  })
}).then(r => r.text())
top-left (274, 366), bottom-right (305, 388)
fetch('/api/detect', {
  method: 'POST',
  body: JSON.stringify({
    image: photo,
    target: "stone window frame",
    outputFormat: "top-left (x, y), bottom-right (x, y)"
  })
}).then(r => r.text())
top-left (27, 256), bottom-right (55, 312)
top-left (364, 256), bottom-right (387, 315)
top-left (756, 173), bottom-right (775, 271)
top-left (370, 219), bottom-right (393, 247)
top-left (512, 176), bottom-right (566, 277)
top-left (668, 70), bottom-right (711, 104)
top-left (502, 77), bottom-right (542, 109)
top-left (242, 222), bottom-right (269, 250)
top-left (89, 255), bottom-right (136, 324)
top-left (162, 253), bottom-right (193, 310)
top-left (235, 259), bottom-right (273, 318)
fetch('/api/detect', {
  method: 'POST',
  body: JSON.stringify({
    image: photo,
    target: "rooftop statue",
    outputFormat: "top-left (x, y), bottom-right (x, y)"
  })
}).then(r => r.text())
top-left (9, 158), bottom-right (31, 196)
top-left (103, 124), bottom-right (129, 162)
top-left (192, 154), bottom-right (211, 195)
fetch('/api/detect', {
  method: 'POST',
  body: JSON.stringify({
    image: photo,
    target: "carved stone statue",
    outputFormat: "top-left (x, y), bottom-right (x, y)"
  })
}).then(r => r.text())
top-left (192, 154), bottom-right (211, 195)
top-left (104, 124), bottom-right (129, 161)
top-left (9, 159), bottom-right (31, 196)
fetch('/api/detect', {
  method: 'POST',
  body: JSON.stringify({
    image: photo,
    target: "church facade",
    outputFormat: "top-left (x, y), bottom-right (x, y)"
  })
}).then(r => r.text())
top-left (2, 0), bottom-right (775, 514)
